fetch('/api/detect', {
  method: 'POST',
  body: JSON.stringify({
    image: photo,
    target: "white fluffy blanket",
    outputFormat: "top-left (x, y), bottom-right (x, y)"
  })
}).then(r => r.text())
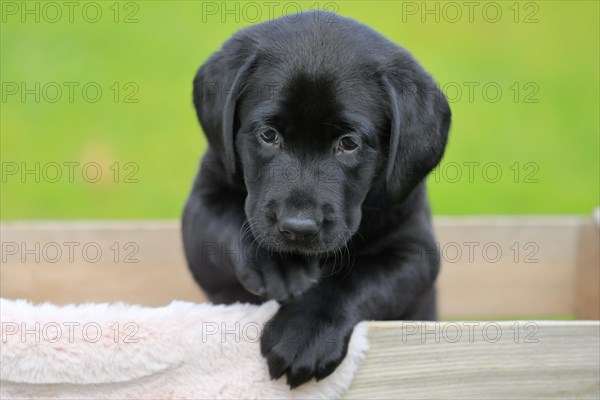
top-left (0, 299), bottom-right (368, 399)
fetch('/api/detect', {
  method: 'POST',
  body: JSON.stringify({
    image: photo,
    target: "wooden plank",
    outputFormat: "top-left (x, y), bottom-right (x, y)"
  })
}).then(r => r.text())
top-left (575, 215), bottom-right (600, 319)
top-left (1, 217), bottom-right (595, 318)
top-left (434, 216), bottom-right (585, 318)
top-left (0, 221), bottom-right (206, 305)
top-left (345, 321), bottom-right (600, 399)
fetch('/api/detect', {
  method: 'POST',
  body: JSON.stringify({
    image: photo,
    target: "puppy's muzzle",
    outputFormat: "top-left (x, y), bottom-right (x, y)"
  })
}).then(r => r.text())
top-left (277, 217), bottom-right (321, 242)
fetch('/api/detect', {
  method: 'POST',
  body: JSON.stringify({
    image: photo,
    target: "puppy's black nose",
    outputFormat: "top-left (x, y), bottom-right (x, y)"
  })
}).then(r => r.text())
top-left (278, 218), bottom-right (320, 241)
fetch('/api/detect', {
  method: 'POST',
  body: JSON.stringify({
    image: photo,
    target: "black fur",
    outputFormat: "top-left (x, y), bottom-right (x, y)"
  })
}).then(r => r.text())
top-left (182, 11), bottom-right (451, 388)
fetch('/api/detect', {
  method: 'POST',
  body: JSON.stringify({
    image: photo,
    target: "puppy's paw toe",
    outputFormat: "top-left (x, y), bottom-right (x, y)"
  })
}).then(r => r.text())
top-left (315, 357), bottom-right (339, 381)
top-left (286, 362), bottom-right (314, 388)
top-left (265, 351), bottom-right (291, 380)
top-left (262, 262), bottom-right (292, 301)
top-left (236, 267), bottom-right (265, 296)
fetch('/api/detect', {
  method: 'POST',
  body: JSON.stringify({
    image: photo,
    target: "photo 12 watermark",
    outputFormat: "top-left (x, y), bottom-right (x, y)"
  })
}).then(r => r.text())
top-left (1, 161), bottom-right (140, 184)
top-left (199, 1), bottom-right (339, 23)
top-left (196, 239), bottom-right (540, 266)
top-left (399, 321), bottom-right (540, 344)
top-left (195, 80), bottom-right (540, 107)
top-left (438, 81), bottom-right (540, 104)
top-left (194, 159), bottom-right (541, 186)
top-left (429, 161), bottom-right (540, 184)
top-left (1, 321), bottom-right (140, 344)
top-left (197, 320), bottom-right (541, 344)
top-left (1, 82), bottom-right (140, 104)
top-left (1, 1), bottom-right (140, 24)
top-left (400, 1), bottom-right (540, 24)
top-left (1, 241), bottom-right (140, 264)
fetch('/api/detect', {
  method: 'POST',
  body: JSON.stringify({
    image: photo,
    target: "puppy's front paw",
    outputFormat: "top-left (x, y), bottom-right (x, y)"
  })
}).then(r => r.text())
top-left (261, 302), bottom-right (353, 388)
top-left (235, 249), bottom-right (320, 302)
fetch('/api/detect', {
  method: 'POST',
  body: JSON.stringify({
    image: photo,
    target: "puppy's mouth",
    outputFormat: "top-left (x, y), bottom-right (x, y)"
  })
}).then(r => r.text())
top-left (272, 235), bottom-right (325, 255)
top-left (253, 231), bottom-right (347, 256)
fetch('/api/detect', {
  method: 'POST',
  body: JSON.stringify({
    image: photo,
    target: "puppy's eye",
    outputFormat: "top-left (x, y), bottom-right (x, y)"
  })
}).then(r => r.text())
top-left (337, 136), bottom-right (359, 153)
top-left (259, 129), bottom-right (280, 145)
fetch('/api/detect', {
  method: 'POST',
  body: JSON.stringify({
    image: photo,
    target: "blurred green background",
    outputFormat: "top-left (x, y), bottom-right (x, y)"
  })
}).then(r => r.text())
top-left (1, 0), bottom-right (598, 219)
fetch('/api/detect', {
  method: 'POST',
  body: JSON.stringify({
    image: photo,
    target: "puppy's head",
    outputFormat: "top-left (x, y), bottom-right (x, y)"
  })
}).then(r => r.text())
top-left (193, 12), bottom-right (450, 255)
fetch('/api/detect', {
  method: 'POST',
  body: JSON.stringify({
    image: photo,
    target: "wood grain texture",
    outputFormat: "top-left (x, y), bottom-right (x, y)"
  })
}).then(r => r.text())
top-left (0, 221), bottom-right (206, 305)
top-left (434, 216), bottom-right (586, 318)
top-left (1, 217), bottom-right (598, 318)
top-left (345, 321), bottom-right (600, 399)
top-left (575, 221), bottom-right (600, 320)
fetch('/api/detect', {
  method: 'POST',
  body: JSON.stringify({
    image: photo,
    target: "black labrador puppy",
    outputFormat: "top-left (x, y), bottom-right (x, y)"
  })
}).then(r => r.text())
top-left (182, 11), bottom-right (451, 388)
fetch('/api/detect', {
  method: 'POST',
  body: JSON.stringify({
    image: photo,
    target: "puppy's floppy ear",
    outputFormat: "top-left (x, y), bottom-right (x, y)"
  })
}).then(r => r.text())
top-left (193, 39), bottom-right (256, 180)
top-left (382, 51), bottom-right (451, 203)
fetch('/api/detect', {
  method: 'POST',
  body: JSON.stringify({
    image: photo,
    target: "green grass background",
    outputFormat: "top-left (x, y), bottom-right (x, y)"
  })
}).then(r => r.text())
top-left (1, 0), bottom-right (598, 219)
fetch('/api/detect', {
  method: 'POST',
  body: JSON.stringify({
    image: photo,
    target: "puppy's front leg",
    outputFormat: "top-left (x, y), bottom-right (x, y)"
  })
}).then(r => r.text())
top-left (261, 242), bottom-right (439, 387)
